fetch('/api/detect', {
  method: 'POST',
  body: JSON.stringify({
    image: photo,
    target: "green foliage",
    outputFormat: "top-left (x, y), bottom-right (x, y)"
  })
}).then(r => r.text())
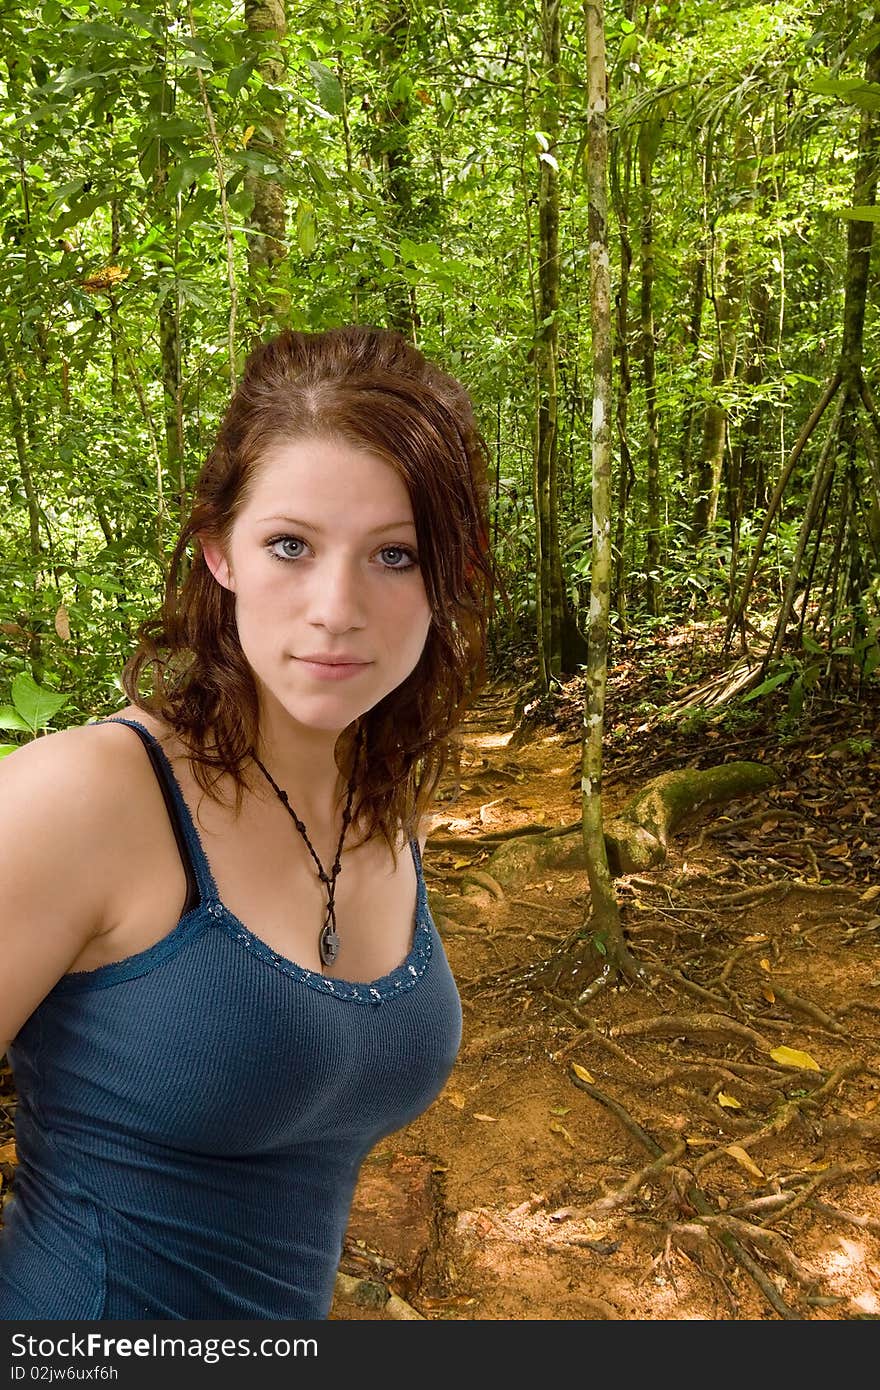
top-left (0, 0), bottom-right (877, 723)
top-left (0, 672), bottom-right (69, 754)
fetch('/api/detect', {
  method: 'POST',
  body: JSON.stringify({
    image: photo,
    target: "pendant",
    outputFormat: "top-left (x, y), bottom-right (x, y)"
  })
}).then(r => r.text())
top-left (319, 923), bottom-right (340, 968)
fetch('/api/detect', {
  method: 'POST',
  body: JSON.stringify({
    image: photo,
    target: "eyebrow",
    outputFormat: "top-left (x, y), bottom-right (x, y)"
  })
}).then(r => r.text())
top-left (255, 516), bottom-right (416, 534)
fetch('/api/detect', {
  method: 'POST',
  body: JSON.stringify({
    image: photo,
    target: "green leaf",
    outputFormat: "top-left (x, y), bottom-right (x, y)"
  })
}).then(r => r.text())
top-left (0, 706), bottom-right (30, 732)
top-left (743, 669), bottom-right (794, 701)
top-left (296, 202), bottom-right (317, 255)
top-left (167, 156), bottom-right (213, 198)
top-left (11, 673), bottom-right (69, 732)
top-left (0, 745), bottom-right (18, 760)
top-left (812, 75), bottom-right (880, 111)
top-left (308, 61), bottom-right (343, 115)
top-left (399, 238), bottom-right (441, 266)
top-left (539, 151), bottom-right (559, 172)
top-left (838, 206), bottom-right (880, 222)
top-left (226, 62), bottom-right (254, 98)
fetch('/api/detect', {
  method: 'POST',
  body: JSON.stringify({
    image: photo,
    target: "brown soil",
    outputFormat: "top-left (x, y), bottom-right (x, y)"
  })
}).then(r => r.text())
top-left (332, 670), bottom-right (880, 1322)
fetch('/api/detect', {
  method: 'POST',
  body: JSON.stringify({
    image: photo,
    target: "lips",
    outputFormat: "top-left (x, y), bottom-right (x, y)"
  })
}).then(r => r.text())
top-left (296, 654), bottom-right (369, 666)
top-left (294, 656), bottom-right (371, 681)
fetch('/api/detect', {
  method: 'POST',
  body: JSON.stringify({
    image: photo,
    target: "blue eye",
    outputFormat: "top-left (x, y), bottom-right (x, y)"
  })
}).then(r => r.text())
top-left (379, 546), bottom-right (419, 572)
top-left (268, 537), bottom-right (306, 561)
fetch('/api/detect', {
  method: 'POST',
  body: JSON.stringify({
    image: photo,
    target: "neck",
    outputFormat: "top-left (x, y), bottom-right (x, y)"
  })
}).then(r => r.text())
top-left (250, 693), bottom-right (360, 831)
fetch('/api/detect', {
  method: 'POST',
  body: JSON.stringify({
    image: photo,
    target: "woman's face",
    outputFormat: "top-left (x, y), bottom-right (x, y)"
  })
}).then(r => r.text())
top-left (201, 435), bottom-right (432, 734)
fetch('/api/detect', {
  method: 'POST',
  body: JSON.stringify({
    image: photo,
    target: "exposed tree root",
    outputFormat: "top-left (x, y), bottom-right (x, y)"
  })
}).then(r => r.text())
top-left (768, 983), bottom-right (848, 1035)
top-left (604, 762), bottom-right (778, 874)
top-left (566, 1070), bottom-right (803, 1318)
top-left (811, 1198), bottom-right (880, 1236)
top-left (585, 1141), bottom-right (688, 1217)
top-left (611, 1012), bottom-right (772, 1051)
top-left (642, 963), bottom-right (732, 1010)
top-left (756, 1163), bottom-right (871, 1227)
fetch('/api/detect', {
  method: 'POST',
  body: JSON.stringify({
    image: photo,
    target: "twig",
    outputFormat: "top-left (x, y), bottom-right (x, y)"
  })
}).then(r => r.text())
top-left (544, 993), bottom-right (658, 1076)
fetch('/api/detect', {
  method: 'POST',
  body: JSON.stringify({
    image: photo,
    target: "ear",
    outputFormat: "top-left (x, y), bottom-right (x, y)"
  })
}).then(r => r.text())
top-left (199, 535), bottom-right (235, 591)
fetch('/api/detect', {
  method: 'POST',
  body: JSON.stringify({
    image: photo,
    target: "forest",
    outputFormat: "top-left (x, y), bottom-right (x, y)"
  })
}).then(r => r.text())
top-left (1, 0), bottom-right (879, 1322)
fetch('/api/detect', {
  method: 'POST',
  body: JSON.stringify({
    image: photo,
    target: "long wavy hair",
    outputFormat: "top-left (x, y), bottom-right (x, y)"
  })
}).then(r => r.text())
top-left (121, 326), bottom-right (496, 860)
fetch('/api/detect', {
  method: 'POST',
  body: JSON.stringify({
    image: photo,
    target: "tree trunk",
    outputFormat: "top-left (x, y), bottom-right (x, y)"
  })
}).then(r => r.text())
top-left (692, 128), bottom-right (754, 537)
top-left (244, 0), bottom-right (289, 327)
top-left (676, 246), bottom-right (706, 479)
top-left (610, 135), bottom-right (633, 630)
top-left (533, 0), bottom-right (565, 682)
top-left (371, 1), bottom-right (418, 337)
top-left (578, 0), bottom-right (633, 983)
top-left (638, 120), bottom-right (662, 615)
top-left (150, 25), bottom-right (181, 541)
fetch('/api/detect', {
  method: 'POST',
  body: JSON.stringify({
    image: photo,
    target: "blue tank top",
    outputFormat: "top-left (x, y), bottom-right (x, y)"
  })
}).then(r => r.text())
top-left (0, 718), bottom-right (461, 1320)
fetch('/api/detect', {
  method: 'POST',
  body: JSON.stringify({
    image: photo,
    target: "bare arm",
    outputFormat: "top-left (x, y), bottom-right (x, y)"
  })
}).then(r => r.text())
top-left (0, 726), bottom-right (123, 1053)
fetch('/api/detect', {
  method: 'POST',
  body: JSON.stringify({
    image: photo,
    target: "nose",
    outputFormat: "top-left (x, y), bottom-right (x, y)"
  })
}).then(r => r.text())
top-left (306, 555), bottom-right (367, 633)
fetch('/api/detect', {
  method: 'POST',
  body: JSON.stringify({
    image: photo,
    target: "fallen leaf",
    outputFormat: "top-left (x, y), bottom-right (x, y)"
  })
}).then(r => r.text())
top-left (769, 1045), bottom-right (822, 1072)
top-left (685, 1136), bottom-right (716, 1147)
top-left (550, 1106), bottom-right (571, 1117)
top-left (571, 1062), bottom-right (595, 1084)
top-left (549, 1120), bottom-right (576, 1147)
top-left (865, 1097), bottom-right (879, 1115)
top-left (743, 933), bottom-right (768, 943)
top-left (860, 885), bottom-right (880, 904)
top-left (759, 958), bottom-right (772, 973)
top-left (472, 1113), bottom-right (497, 1122)
top-left (762, 986), bottom-right (776, 1003)
top-left (717, 1092), bottom-right (742, 1109)
top-left (0, 1140), bottom-right (17, 1164)
top-left (446, 1090), bottom-right (466, 1110)
top-left (724, 1145), bottom-right (765, 1178)
top-left (826, 844), bottom-right (850, 857)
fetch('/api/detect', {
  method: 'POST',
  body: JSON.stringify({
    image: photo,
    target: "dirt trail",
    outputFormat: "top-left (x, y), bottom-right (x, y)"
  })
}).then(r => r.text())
top-left (333, 679), bottom-right (880, 1321)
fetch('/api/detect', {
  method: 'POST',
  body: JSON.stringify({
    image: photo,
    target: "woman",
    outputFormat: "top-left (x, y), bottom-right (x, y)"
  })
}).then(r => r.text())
top-left (0, 325), bottom-right (494, 1320)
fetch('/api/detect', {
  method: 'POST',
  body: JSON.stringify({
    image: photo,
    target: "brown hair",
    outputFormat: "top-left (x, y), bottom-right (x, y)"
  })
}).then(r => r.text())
top-left (121, 326), bottom-right (496, 860)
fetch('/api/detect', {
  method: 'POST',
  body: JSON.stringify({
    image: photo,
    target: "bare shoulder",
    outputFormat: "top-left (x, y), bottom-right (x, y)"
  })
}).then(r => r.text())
top-left (0, 714), bottom-right (164, 823)
top-left (0, 719), bottom-right (166, 1049)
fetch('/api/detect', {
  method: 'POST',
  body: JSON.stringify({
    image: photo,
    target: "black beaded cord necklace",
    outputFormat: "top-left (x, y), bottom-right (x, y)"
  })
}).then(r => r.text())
top-left (250, 722), bottom-right (366, 970)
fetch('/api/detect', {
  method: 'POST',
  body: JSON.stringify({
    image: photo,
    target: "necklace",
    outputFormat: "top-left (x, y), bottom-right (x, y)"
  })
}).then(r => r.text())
top-left (251, 723), bottom-right (365, 969)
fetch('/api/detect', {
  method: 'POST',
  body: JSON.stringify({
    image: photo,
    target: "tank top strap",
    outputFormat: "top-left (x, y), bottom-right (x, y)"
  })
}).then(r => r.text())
top-left (408, 832), bottom-right (424, 879)
top-left (97, 717), bottom-right (219, 913)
